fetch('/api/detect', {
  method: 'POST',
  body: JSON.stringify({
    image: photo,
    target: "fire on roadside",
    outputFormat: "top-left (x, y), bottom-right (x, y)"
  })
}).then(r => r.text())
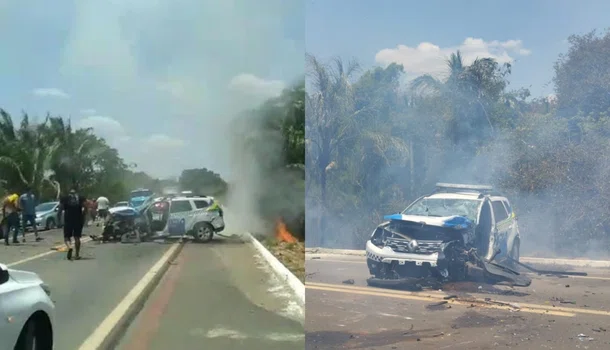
top-left (275, 218), bottom-right (297, 243)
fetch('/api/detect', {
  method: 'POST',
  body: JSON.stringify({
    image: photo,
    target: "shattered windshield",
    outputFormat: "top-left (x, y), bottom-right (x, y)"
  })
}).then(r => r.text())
top-left (402, 198), bottom-right (481, 222)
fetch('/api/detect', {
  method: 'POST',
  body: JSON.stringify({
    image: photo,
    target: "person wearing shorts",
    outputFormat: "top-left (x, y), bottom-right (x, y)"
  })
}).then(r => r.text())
top-left (59, 188), bottom-right (86, 260)
top-left (96, 195), bottom-right (109, 220)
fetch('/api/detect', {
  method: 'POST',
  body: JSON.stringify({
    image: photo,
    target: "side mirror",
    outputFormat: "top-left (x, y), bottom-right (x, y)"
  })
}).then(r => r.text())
top-left (0, 265), bottom-right (9, 284)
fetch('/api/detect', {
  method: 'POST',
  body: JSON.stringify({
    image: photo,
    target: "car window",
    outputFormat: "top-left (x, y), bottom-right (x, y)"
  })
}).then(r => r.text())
top-left (403, 198), bottom-right (481, 222)
top-left (492, 201), bottom-right (509, 222)
top-left (193, 199), bottom-right (210, 209)
top-left (502, 200), bottom-right (513, 215)
top-left (170, 200), bottom-right (192, 213)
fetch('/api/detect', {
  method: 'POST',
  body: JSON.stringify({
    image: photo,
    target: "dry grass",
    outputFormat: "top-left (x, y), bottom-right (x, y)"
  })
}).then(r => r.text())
top-left (262, 237), bottom-right (305, 282)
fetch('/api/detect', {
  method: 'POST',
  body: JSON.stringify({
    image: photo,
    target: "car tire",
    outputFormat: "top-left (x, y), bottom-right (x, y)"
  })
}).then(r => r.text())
top-left (46, 218), bottom-right (56, 230)
top-left (192, 222), bottom-right (214, 243)
top-left (15, 313), bottom-right (53, 350)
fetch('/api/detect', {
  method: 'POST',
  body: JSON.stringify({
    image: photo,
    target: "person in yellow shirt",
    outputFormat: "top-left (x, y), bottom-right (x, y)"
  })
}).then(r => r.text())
top-left (2, 193), bottom-right (21, 245)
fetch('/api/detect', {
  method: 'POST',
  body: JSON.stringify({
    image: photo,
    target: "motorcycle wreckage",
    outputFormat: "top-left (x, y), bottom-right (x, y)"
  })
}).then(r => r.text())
top-left (95, 206), bottom-right (151, 243)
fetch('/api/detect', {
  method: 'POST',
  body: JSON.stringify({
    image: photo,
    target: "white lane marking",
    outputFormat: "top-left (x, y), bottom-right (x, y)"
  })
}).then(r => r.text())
top-left (377, 312), bottom-right (413, 320)
top-left (202, 326), bottom-right (304, 342)
top-left (204, 327), bottom-right (247, 339)
top-left (78, 243), bottom-right (181, 350)
top-left (7, 237), bottom-right (93, 267)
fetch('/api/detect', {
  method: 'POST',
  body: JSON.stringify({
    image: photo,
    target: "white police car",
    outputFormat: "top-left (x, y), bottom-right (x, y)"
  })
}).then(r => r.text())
top-left (146, 192), bottom-right (225, 242)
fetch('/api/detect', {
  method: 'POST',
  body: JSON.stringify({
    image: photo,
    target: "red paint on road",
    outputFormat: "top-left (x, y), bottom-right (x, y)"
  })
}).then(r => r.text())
top-left (121, 248), bottom-right (187, 350)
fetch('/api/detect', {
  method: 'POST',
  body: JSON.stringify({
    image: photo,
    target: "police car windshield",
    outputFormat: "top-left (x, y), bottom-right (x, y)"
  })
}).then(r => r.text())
top-left (402, 198), bottom-right (481, 222)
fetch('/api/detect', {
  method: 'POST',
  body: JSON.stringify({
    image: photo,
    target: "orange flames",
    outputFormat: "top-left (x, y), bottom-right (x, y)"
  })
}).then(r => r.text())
top-left (275, 218), bottom-right (297, 243)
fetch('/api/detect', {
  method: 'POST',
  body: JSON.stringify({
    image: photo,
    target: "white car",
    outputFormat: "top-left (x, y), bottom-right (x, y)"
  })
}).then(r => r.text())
top-left (0, 263), bottom-right (54, 350)
top-left (113, 201), bottom-right (129, 208)
top-left (366, 183), bottom-right (522, 284)
top-left (145, 193), bottom-right (225, 242)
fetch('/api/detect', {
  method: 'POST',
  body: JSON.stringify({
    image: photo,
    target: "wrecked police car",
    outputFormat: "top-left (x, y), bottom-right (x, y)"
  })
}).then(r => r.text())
top-left (365, 183), bottom-right (531, 287)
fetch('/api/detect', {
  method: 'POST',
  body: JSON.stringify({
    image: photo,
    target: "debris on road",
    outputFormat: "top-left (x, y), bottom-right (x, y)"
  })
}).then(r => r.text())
top-left (426, 301), bottom-right (450, 310)
top-left (592, 327), bottom-right (607, 332)
top-left (577, 333), bottom-right (594, 341)
top-left (443, 294), bottom-right (458, 300)
top-left (342, 279), bottom-right (355, 285)
top-left (551, 296), bottom-right (576, 304)
top-left (506, 256), bottom-right (588, 277)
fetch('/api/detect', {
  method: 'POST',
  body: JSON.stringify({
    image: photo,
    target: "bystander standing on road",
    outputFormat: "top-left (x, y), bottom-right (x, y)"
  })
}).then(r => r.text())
top-left (96, 195), bottom-right (109, 221)
top-left (20, 187), bottom-right (42, 242)
top-left (2, 192), bottom-right (21, 245)
top-left (59, 187), bottom-right (87, 260)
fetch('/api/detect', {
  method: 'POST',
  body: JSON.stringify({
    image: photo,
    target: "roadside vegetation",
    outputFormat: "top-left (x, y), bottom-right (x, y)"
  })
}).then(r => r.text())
top-left (0, 110), bottom-right (227, 202)
top-left (234, 80), bottom-right (305, 279)
top-left (306, 29), bottom-right (610, 258)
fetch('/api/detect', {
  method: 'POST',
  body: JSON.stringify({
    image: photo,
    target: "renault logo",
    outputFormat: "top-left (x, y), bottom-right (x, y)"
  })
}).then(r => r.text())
top-left (408, 240), bottom-right (419, 251)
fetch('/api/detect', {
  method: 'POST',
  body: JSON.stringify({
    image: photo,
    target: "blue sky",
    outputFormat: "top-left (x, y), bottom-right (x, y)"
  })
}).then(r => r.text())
top-left (0, 0), bottom-right (304, 178)
top-left (306, 0), bottom-right (610, 98)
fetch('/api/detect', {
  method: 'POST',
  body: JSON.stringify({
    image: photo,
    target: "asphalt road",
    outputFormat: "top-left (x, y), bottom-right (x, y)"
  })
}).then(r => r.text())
top-left (3, 226), bottom-right (173, 349)
top-left (117, 238), bottom-right (305, 350)
top-left (305, 253), bottom-right (610, 350)
top-left (3, 225), bottom-right (304, 349)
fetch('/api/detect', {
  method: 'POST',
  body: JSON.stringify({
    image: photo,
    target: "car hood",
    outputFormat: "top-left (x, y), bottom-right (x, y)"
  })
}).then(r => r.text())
top-left (109, 206), bottom-right (137, 214)
top-left (36, 210), bottom-right (53, 217)
top-left (383, 214), bottom-right (473, 229)
top-left (0, 263), bottom-right (44, 285)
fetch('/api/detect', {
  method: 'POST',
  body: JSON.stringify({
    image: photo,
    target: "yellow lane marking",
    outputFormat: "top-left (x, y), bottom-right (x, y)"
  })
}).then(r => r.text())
top-left (308, 282), bottom-right (610, 317)
top-left (307, 284), bottom-right (574, 317)
top-left (307, 259), bottom-right (610, 281)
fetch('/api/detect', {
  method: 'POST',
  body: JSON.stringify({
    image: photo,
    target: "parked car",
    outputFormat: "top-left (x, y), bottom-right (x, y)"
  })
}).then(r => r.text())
top-left (0, 263), bottom-right (55, 349)
top-left (21, 202), bottom-right (63, 231)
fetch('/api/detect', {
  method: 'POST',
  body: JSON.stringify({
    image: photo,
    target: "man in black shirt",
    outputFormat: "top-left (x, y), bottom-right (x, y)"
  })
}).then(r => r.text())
top-left (59, 188), bottom-right (86, 260)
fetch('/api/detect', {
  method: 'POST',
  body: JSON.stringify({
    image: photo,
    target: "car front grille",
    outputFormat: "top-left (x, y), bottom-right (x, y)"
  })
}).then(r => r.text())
top-left (385, 238), bottom-right (444, 254)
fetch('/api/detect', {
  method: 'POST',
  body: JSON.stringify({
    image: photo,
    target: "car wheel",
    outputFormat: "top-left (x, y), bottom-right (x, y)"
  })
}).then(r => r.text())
top-left (192, 222), bottom-right (214, 243)
top-left (15, 314), bottom-right (53, 350)
top-left (46, 218), bottom-right (56, 230)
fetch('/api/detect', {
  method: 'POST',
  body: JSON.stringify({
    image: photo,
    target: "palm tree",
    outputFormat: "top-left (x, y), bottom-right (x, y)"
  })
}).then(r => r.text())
top-left (410, 50), bottom-right (512, 147)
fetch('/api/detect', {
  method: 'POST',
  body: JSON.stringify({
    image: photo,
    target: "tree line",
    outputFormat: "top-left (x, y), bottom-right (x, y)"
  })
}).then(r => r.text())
top-left (306, 29), bottom-right (610, 257)
top-left (0, 110), bottom-right (228, 203)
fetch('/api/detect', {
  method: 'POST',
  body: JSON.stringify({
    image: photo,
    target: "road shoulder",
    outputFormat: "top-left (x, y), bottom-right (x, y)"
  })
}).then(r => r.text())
top-left (118, 241), bottom-right (304, 350)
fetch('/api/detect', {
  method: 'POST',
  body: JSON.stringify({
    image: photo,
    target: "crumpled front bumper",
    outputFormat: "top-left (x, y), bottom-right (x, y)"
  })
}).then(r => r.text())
top-left (365, 240), bottom-right (442, 267)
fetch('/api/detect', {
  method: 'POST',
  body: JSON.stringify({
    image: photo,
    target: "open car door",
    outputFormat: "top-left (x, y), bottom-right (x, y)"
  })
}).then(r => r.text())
top-left (148, 199), bottom-right (170, 232)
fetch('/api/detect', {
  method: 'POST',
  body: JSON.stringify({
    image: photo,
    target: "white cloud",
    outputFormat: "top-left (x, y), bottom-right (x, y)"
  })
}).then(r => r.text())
top-left (145, 134), bottom-right (185, 149)
top-left (32, 88), bottom-right (70, 98)
top-left (375, 38), bottom-right (532, 77)
top-left (80, 108), bottom-right (97, 115)
top-left (76, 115), bottom-right (129, 143)
top-left (228, 73), bottom-right (285, 99)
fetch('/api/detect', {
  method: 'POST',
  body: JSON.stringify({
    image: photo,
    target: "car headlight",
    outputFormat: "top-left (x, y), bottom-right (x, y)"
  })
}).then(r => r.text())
top-left (40, 283), bottom-right (51, 297)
